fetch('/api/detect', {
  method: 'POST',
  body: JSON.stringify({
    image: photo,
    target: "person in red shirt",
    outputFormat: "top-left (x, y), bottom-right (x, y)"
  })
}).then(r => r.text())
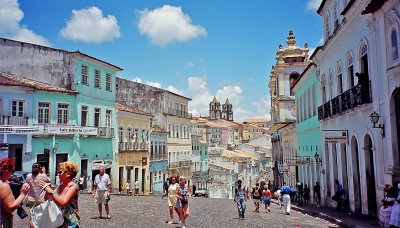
top-left (262, 185), bottom-right (271, 212)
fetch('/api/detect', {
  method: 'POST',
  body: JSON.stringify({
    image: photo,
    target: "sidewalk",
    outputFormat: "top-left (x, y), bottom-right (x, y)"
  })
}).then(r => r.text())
top-left (272, 199), bottom-right (379, 228)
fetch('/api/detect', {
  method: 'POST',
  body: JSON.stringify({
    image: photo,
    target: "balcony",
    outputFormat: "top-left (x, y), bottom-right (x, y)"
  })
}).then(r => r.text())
top-left (318, 81), bottom-right (372, 121)
top-left (1, 116), bottom-right (28, 125)
top-left (164, 108), bottom-right (192, 119)
top-left (97, 127), bottom-right (114, 138)
top-left (169, 160), bottom-right (193, 168)
top-left (118, 142), bottom-right (148, 152)
top-left (150, 153), bottom-right (168, 161)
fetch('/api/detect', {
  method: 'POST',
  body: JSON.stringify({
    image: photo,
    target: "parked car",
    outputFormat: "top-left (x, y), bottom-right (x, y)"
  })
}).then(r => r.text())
top-left (194, 188), bottom-right (208, 197)
top-left (9, 171), bottom-right (29, 199)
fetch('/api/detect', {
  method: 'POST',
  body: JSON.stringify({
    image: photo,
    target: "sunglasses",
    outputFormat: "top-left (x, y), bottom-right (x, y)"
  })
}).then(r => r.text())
top-left (58, 170), bottom-right (67, 175)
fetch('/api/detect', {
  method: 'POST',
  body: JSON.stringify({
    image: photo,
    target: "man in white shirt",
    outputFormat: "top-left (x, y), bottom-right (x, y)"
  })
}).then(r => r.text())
top-left (93, 165), bottom-right (112, 219)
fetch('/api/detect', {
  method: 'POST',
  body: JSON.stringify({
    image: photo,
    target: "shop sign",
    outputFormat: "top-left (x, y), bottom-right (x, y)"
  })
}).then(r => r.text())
top-left (0, 126), bottom-right (44, 134)
top-left (46, 126), bottom-right (98, 135)
top-left (325, 135), bottom-right (347, 143)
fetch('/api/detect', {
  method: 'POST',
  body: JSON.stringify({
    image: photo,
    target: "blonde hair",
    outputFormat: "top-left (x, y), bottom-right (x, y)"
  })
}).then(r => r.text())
top-left (179, 176), bottom-right (186, 181)
top-left (60, 161), bottom-right (79, 179)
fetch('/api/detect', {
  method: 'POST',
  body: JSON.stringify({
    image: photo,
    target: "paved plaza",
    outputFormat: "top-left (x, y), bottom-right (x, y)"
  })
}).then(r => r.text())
top-left (14, 194), bottom-right (337, 227)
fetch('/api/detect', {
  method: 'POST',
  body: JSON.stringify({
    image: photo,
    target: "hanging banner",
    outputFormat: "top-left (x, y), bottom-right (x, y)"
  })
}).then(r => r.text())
top-left (46, 126), bottom-right (98, 135)
top-left (0, 126), bottom-right (44, 134)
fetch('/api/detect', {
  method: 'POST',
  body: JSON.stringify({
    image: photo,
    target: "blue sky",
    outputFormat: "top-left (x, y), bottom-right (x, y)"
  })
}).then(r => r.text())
top-left (0, 0), bottom-right (323, 122)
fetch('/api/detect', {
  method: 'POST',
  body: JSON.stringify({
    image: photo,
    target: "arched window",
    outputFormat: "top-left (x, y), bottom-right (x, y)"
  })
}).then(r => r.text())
top-left (321, 74), bottom-right (327, 103)
top-left (360, 43), bottom-right (369, 81)
top-left (392, 30), bottom-right (399, 61)
top-left (337, 62), bottom-right (343, 94)
top-left (334, 2), bottom-right (338, 30)
top-left (328, 70), bottom-right (334, 99)
top-left (312, 84), bottom-right (316, 115)
top-left (325, 13), bottom-right (330, 39)
top-left (127, 127), bottom-right (132, 141)
top-left (119, 127), bottom-right (124, 142)
top-left (347, 54), bottom-right (355, 88)
top-left (308, 87), bottom-right (312, 118)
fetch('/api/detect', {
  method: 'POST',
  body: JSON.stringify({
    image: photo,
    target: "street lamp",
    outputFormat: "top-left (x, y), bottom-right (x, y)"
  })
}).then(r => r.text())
top-left (314, 152), bottom-right (322, 166)
top-left (369, 111), bottom-right (385, 137)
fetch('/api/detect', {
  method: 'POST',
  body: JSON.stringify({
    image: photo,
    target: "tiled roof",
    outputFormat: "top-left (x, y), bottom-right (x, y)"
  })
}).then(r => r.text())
top-left (116, 103), bottom-right (153, 117)
top-left (243, 119), bottom-right (269, 123)
top-left (0, 72), bottom-right (78, 94)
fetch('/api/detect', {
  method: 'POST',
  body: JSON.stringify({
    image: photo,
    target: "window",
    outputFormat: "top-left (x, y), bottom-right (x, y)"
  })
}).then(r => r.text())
top-left (158, 170), bottom-right (161, 181)
top-left (38, 102), bottom-right (50, 124)
top-left (81, 106), bottom-right (88, 126)
top-left (312, 84), bottom-right (316, 115)
top-left (106, 110), bottom-right (112, 127)
top-left (94, 69), bottom-right (101, 88)
top-left (392, 30), bottom-right (399, 61)
top-left (333, 2), bottom-right (338, 30)
top-left (308, 87), bottom-right (311, 118)
top-left (360, 44), bottom-right (369, 77)
top-left (168, 124), bottom-right (172, 138)
top-left (94, 108), bottom-right (100, 127)
top-left (150, 141), bottom-right (154, 155)
top-left (329, 71), bottom-right (333, 99)
top-left (57, 103), bottom-right (69, 125)
top-left (347, 55), bottom-right (355, 88)
top-left (325, 13), bottom-right (330, 39)
top-left (81, 65), bottom-right (88, 85)
top-left (119, 127), bottom-right (124, 142)
top-left (12, 100), bottom-right (24, 117)
top-left (321, 75), bottom-right (327, 103)
top-left (337, 63), bottom-right (343, 94)
top-left (127, 128), bottom-right (132, 141)
top-left (106, 73), bottom-right (112, 91)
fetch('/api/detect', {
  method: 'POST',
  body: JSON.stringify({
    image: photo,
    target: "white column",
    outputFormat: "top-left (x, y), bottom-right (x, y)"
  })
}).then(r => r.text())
top-left (359, 144), bottom-right (368, 214)
top-left (346, 141), bottom-right (356, 212)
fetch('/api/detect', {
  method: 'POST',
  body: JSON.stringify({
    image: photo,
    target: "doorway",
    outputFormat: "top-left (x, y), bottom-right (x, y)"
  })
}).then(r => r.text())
top-left (55, 154), bottom-right (68, 183)
top-left (351, 137), bottom-right (362, 213)
top-left (119, 166), bottom-right (124, 193)
top-left (364, 134), bottom-right (377, 216)
top-left (37, 154), bottom-right (49, 174)
top-left (8, 144), bottom-right (23, 171)
top-left (141, 168), bottom-right (146, 194)
top-left (81, 159), bottom-right (88, 188)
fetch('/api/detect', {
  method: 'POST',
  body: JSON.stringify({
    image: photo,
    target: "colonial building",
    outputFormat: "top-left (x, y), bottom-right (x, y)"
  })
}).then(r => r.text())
top-left (291, 62), bottom-right (321, 203)
top-left (209, 97), bottom-right (233, 121)
top-left (0, 38), bottom-right (122, 183)
top-left (116, 78), bottom-right (193, 186)
top-left (268, 31), bottom-right (310, 188)
top-left (149, 126), bottom-right (169, 194)
top-left (115, 103), bottom-right (153, 194)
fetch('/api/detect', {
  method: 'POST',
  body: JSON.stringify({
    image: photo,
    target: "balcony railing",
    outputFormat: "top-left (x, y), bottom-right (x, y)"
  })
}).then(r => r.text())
top-left (150, 154), bottom-right (168, 161)
top-left (169, 160), bottom-right (193, 168)
top-left (118, 142), bottom-right (148, 152)
top-left (318, 81), bottom-right (372, 121)
top-left (164, 108), bottom-right (192, 119)
top-left (1, 116), bottom-right (28, 125)
top-left (98, 127), bottom-right (114, 138)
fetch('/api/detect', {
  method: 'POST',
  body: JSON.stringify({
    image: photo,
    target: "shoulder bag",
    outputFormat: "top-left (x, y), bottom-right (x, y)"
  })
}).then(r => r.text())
top-left (30, 183), bottom-right (64, 228)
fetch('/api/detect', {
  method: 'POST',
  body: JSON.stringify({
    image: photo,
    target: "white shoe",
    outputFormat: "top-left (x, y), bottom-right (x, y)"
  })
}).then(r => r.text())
top-left (168, 221), bottom-right (174, 224)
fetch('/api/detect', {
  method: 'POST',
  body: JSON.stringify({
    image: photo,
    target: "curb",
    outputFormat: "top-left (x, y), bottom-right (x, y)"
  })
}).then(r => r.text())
top-left (271, 199), bottom-right (349, 228)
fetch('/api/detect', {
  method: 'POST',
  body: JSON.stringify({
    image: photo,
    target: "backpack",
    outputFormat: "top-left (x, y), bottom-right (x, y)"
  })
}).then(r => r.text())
top-left (254, 188), bottom-right (260, 197)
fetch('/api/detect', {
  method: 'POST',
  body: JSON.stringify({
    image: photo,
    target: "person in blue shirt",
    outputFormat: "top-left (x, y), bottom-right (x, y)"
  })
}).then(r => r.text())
top-left (281, 182), bottom-right (292, 215)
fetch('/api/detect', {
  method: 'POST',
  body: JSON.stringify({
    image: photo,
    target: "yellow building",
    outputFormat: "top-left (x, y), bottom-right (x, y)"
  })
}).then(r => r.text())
top-left (114, 103), bottom-right (153, 194)
top-left (242, 123), bottom-right (264, 142)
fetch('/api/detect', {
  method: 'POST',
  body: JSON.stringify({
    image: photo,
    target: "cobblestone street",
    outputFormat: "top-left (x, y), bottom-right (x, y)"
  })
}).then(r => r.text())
top-left (14, 194), bottom-right (336, 227)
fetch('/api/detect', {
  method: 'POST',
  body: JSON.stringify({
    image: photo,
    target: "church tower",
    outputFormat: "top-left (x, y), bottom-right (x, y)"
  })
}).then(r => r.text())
top-left (209, 96), bottom-right (221, 120)
top-left (222, 98), bottom-right (233, 121)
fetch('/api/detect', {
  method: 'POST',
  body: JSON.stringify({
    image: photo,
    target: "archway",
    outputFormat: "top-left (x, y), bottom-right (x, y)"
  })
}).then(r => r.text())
top-left (351, 136), bottom-right (362, 213)
top-left (392, 89), bottom-right (400, 183)
top-left (364, 134), bottom-right (377, 216)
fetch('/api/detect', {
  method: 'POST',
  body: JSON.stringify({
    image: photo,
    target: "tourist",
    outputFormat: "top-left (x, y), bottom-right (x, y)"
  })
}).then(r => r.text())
top-left (251, 183), bottom-right (262, 212)
top-left (276, 188), bottom-right (282, 209)
top-left (93, 165), bottom-right (112, 219)
top-left (79, 175), bottom-right (84, 192)
top-left (234, 179), bottom-right (248, 220)
top-left (333, 180), bottom-right (343, 210)
top-left (379, 200), bottom-right (393, 227)
top-left (39, 161), bottom-right (80, 227)
top-left (134, 180), bottom-right (139, 196)
top-left (176, 176), bottom-right (190, 228)
top-left (86, 176), bottom-right (92, 193)
top-left (303, 184), bottom-right (310, 206)
top-left (126, 182), bottom-right (131, 196)
top-left (162, 178), bottom-right (169, 199)
top-left (262, 185), bottom-right (271, 212)
top-left (281, 182), bottom-right (292, 215)
top-left (314, 182), bottom-right (321, 207)
top-left (0, 158), bottom-right (30, 228)
top-left (167, 176), bottom-right (180, 224)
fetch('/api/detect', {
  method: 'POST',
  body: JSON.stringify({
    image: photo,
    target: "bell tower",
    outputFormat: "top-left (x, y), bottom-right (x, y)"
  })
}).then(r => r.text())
top-left (209, 96), bottom-right (221, 120)
top-left (222, 98), bottom-right (233, 121)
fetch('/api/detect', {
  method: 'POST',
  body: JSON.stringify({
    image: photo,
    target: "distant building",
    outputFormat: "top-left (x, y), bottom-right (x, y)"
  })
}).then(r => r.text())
top-left (209, 97), bottom-right (233, 121)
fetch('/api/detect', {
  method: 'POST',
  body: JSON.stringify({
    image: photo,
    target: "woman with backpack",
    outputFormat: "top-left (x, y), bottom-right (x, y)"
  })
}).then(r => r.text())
top-left (252, 183), bottom-right (262, 212)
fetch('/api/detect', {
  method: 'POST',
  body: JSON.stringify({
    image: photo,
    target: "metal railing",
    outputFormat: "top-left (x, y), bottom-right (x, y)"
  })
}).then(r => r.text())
top-left (164, 108), bottom-right (192, 118)
top-left (318, 81), bottom-right (372, 121)
top-left (169, 160), bottom-right (193, 168)
top-left (118, 142), bottom-right (148, 151)
top-left (0, 116), bottom-right (28, 125)
top-left (150, 154), bottom-right (168, 160)
top-left (98, 127), bottom-right (114, 138)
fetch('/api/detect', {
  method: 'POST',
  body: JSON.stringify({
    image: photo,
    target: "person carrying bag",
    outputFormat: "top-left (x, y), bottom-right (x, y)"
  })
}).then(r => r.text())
top-left (35, 161), bottom-right (80, 228)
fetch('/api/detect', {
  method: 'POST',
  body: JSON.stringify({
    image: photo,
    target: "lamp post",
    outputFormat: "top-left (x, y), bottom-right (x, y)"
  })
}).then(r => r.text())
top-left (369, 111), bottom-right (385, 137)
top-left (314, 152), bottom-right (322, 183)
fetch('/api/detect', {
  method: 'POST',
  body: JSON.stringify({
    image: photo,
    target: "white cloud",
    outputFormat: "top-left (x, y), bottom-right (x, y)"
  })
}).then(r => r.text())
top-left (306, 0), bottom-right (323, 11)
top-left (145, 81), bottom-right (162, 88)
top-left (166, 85), bottom-right (184, 95)
top-left (187, 76), bottom-right (213, 117)
top-left (186, 61), bottom-right (195, 67)
top-left (137, 5), bottom-right (207, 46)
top-left (131, 77), bottom-right (142, 83)
top-left (216, 85), bottom-right (243, 107)
top-left (0, 0), bottom-right (50, 46)
top-left (60, 7), bottom-right (120, 43)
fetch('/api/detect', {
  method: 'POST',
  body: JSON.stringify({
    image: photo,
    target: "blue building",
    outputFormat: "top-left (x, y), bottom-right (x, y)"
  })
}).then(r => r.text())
top-left (149, 127), bottom-right (168, 194)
